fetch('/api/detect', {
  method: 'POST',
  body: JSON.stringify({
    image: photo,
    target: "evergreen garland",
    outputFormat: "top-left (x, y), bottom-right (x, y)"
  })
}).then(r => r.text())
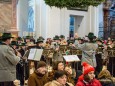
top-left (44, 0), bottom-right (105, 8)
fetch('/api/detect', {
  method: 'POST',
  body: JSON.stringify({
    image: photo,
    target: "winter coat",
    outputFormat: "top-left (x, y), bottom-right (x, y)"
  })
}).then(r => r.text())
top-left (44, 80), bottom-right (74, 86)
top-left (76, 75), bottom-right (102, 86)
top-left (28, 71), bottom-right (48, 86)
top-left (98, 69), bottom-right (115, 86)
top-left (0, 44), bottom-right (20, 82)
top-left (75, 40), bottom-right (98, 67)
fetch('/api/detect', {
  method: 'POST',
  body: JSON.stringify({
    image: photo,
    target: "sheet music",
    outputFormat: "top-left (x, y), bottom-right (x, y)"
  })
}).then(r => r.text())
top-left (34, 49), bottom-right (43, 61)
top-left (28, 49), bottom-right (43, 61)
top-left (63, 55), bottom-right (80, 62)
top-left (28, 49), bottom-right (36, 60)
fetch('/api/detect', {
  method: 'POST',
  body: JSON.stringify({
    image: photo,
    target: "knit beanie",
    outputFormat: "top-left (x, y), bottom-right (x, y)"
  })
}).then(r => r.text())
top-left (37, 61), bottom-right (46, 69)
top-left (82, 62), bottom-right (95, 75)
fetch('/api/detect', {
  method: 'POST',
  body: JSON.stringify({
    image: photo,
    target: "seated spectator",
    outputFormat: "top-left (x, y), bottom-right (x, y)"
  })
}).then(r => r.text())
top-left (28, 61), bottom-right (48, 86)
top-left (48, 61), bottom-right (64, 81)
top-left (44, 70), bottom-right (74, 86)
top-left (65, 65), bottom-right (76, 85)
top-left (76, 62), bottom-right (102, 86)
top-left (98, 69), bottom-right (115, 86)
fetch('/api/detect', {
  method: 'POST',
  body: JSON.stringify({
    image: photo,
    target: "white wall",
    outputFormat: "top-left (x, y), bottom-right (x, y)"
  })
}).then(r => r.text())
top-left (45, 6), bottom-right (100, 38)
top-left (89, 6), bottom-right (99, 37)
top-left (17, 0), bottom-right (101, 39)
top-left (35, 1), bottom-right (69, 39)
top-left (70, 11), bottom-right (88, 37)
top-left (35, 0), bottom-right (49, 39)
top-left (47, 7), bottom-right (61, 37)
top-left (17, 0), bottom-right (28, 36)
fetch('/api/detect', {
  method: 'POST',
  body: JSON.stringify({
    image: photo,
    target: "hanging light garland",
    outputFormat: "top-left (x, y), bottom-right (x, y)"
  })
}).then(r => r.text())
top-left (44, 0), bottom-right (105, 8)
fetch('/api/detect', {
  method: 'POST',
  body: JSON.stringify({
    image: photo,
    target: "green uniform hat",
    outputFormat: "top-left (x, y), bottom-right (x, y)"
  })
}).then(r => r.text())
top-left (53, 35), bottom-right (60, 40)
top-left (11, 41), bottom-right (18, 46)
top-left (77, 37), bottom-right (82, 40)
top-left (67, 40), bottom-right (74, 44)
top-left (36, 38), bottom-right (44, 44)
top-left (2, 33), bottom-right (14, 39)
top-left (87, 32), bottom-right (94, 39)
top-left (96, 38), bottom-right (103, 43)
top-left (17, 37), bottom-right (23, 41)
top-left (18, 42), bottom-right (26, 46)
top-left (25, 36), bottom-right (31, 39)
top-left (60, 35), bottom-right (65, 38)
top-left (38, 36), bottom-right (45, 40)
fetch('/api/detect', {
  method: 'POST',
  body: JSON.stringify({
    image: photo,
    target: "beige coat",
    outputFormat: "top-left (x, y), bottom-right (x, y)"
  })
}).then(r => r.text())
top-left (44, 80), bottom-right (74, 86)
top-left (0, 44), bottom-right (20, 82)
top-left (75, 40), bottom-right (98, 67)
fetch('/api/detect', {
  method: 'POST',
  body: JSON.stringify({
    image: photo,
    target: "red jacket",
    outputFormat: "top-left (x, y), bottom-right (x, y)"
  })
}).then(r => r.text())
top-left (76, 75), bottom-right (102, 86)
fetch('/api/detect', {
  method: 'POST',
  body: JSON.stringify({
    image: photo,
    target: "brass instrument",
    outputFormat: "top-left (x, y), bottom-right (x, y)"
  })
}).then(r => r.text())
top-left (44, 43), bottom-right (51, 49)
top-left (107, 49), bottom-right (115, 57)
top-left (42, 49), bottom-right (54, 58)
top-left (70, 48), bottom-right (82, 55)
top-left (96, 47), bottom-right (104, 54)
top-left (59, 45), bottom-right (69, 55)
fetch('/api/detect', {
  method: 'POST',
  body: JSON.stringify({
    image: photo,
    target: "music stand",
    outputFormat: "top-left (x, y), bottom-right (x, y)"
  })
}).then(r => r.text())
top-left (63, 55), bottom-right (80, 62)
top-left (27, 49), bottom-right (43, 78)
top-left (70, 48), bottom-right (82, 70)
top-left (28, 49), bottom-right (43, 61)
top-left (63, 55), bottom-right (80, 70)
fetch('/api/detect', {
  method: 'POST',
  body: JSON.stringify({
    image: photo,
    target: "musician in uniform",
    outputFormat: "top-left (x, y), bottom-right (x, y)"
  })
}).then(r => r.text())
top-left (36, 38), bottom-right (44, 49)
top-left (17, 42), bottom-right (29, 86)
top-left (75, 32), bottom-right (98, 67)
top-left (36, 37), bottom-right (46, 61)
top-left (16, 37), bottom-right (23, 45)
top-left (60, 35), bottom-right (67, 45)
top-left (29, 38), bottom-right (46, 70)
top-left (0, 33), bottom-right (20, 86)
top-left (107, 39), bottom-right (115, 77)
top-left (52, 35), bottom-right (63, 62)
top-left (95, 39), bottom-right (104, 74)
top-left (10, 41), bottom-right (18, 50)
top-left (25, 36), bottom-right (34, 46)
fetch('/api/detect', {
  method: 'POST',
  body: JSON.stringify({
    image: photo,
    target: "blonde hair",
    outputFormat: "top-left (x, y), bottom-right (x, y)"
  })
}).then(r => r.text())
top-left (98, 69), bottom-right (111, 79)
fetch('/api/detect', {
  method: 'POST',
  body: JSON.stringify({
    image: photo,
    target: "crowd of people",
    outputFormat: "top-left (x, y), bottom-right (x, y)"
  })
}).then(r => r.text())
top-left (0, 32), bottom-right (115, 86)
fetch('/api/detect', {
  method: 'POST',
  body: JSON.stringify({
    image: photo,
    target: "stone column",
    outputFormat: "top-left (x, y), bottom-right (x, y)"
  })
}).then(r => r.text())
top-left (103, 0), bottom-right (112, 39)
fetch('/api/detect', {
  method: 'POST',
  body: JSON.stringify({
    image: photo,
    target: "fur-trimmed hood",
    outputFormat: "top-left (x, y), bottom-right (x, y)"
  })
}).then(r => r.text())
top-left (44, 80), bottom-right (74, 86)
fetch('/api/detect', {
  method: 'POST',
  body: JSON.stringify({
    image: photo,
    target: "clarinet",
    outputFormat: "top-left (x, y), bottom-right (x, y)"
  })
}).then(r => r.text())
top-left (9, 45), bottom-right (18, 56)
top-left (10, 45), bottom-right (24, 66)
